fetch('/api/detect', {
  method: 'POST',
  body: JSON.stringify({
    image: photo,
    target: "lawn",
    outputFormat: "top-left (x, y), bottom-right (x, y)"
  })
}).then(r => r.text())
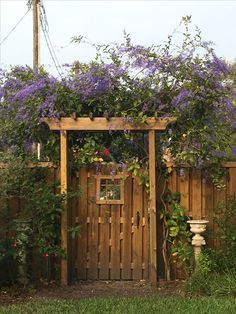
top-left (0, 297), bottom-right (236, 314)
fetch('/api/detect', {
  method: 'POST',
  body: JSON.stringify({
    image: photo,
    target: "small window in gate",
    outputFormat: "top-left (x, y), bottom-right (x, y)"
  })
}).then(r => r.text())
top-left (95, 175), bottom-right (125, 204)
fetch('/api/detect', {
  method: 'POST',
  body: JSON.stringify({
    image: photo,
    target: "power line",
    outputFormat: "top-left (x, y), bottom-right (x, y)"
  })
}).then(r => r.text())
top-left (39, 1), bottom-right (63, 77)
top-left (0, 8), bottom-right (31, 47)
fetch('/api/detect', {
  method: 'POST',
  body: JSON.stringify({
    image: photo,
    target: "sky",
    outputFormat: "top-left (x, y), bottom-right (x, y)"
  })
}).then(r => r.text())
top-left (1, 0), bottom-right (236, 77)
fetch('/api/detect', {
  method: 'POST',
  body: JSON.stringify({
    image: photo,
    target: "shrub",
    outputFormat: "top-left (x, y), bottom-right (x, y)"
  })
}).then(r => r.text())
top-left (0, 154), bottom-right (65, 286)
top-left (185, 194), bottom-right (236, 296)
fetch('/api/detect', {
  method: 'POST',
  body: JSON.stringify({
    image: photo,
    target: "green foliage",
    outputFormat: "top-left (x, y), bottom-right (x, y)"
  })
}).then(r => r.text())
top-left (0, 154), bottom-right (66, 285)
top-left (214, 194), bottom-right (236, 251)
top-left (2, 296), bottom-right (236, 314)
top-left (185, 194), bottom-right (236, 296)
top-left (185, 270), bottom-right (236, 297)
top-left (68, 225), bottom-right (81, 239)
top-left (161, 191), bottom-right (194, 276)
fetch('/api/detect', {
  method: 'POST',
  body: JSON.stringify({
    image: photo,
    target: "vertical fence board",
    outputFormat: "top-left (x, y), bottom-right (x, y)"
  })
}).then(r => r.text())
top-left (179, 170), bottom-right (190, 212)
top-left (68, 174), bottom-right (78, 281)
top-left (110, 204), bottom-right (121, 279)
top-left (191, 169), bottom-right (202, 219)
top-left (132, 176), bottom-right (143, 280)
top-left (169, 168), bottom-right (178, 193)
top-left (87, 170), bottom-right (99, 279)
top-left (228, 168), bottom-right (236, 195)
top-left (77, 168), bottom-right (88, 280)
top-left (143, 187), bottom-right (149, 280)
top-left (121, 176), bottom-right (132, 279)
top-left (99, 204), bottom-right (110, 279)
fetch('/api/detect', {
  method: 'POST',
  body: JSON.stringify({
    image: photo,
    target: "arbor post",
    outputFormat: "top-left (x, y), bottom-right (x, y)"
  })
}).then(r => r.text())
top-left (149, 130), bottom-right (157, 284)
top-left (60, 130), bottom-right (68, 285)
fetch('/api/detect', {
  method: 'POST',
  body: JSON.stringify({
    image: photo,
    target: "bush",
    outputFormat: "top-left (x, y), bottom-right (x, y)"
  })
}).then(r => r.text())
top-left (185, 194), bottom-right (236, 296)
top-left (0, 154), bottom-right (65, 286)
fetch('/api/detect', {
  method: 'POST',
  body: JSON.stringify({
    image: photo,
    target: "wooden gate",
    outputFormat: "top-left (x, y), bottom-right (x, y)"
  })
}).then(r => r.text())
top-left (74, 167), bottom-right (149, 280)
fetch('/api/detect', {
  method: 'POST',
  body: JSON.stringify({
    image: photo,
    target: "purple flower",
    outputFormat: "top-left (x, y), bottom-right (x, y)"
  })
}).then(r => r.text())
top-left (212, 150), bottom-right (226, 158)
top-left (211, 54), bottom-right (229, 75)
top-left (172, 89), bottom-right (191, 108)
top-left (179, 168), bottom-right (185, 176)
top-left (231, 122), bottom-right (236, 130)
top-left (232, 147), bottom-right (236, 156)
top-left (196, 157), bottom-right (204, 169)
top-left (0, 87), bottom-right (4, 99)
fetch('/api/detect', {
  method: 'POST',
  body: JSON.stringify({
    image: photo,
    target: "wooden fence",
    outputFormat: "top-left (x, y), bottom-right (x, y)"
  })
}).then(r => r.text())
top-left (1, 162), bottom-right (236, 282)
top-left (156, 162), bottom-right (236, 279)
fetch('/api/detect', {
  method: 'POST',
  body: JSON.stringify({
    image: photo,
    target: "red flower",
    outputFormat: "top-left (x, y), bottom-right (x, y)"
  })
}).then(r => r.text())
top-left (43, 252), bottom-right (49, 258)
top-left (103, 148), bottom-right (111, 157)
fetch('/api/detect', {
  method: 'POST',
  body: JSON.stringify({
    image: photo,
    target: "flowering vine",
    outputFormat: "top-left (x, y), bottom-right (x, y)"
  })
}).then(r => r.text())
top-left (0, 16), bottom-right (235, 187)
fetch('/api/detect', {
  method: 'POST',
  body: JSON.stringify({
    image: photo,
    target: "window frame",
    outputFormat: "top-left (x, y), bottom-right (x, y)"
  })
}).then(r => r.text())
top-left (95, 174), bottom-right (127, 204)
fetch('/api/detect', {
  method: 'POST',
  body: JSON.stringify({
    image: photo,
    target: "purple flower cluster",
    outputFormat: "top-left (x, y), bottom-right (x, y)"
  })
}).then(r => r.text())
top-left (172, 89), bottom-right (191, 108)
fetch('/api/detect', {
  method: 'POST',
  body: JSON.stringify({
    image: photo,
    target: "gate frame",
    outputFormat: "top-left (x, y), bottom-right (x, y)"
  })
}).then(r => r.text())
top-left (44, 117), bottom-right (176, 285)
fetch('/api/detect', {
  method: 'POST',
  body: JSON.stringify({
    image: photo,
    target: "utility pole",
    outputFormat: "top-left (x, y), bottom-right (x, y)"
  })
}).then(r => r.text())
top-left (32, 0), bottom-right (39, 70)
top-left (32, 0), bottom-right (41, 159)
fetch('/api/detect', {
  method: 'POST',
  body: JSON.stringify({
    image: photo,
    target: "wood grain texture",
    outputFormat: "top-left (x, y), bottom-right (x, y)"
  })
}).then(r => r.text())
top-left (60, 130), bottom-right (68, 285)
top-left (149, 130), bottom-right (157, 284)
top-left (98, 204), bottom-right (110, 279)
top-left (121, 176), bottom-right (132, 279)
top-left (191, 169), bottom-right (202, 219)
top-left (77, 168), bottom-right (88, 280)
top-left (43, 117), bottom-right (176, 131)
top-left (110, 204), bottom-right (121, 279)
top-left (87, 169), bottom-right (99, 279)
top-left (132, 176), bottom-right (143, 280)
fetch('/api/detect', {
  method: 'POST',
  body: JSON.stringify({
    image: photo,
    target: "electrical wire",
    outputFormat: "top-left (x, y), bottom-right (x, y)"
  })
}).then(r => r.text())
top-left (0, 8), bottom-right (31, 46)
top-left (39, 1), bottom-right (63, 77)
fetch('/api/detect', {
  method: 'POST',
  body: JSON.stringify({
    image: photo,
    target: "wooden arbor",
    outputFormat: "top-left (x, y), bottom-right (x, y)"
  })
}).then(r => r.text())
top-left (44, 117), bottom-right (175, 285)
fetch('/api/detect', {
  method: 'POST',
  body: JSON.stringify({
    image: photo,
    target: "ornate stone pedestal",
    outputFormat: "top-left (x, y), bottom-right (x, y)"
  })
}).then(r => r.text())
top-left (187, 220), bottom-right (209, 263)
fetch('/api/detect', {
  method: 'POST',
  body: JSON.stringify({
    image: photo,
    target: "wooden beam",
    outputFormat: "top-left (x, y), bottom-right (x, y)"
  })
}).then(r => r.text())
top-left (43, 117), bottom-right (176, 131)
top-left (149, 130), bottom-right (157, 284)
top-left (60, 130), bottom-right (68, 285)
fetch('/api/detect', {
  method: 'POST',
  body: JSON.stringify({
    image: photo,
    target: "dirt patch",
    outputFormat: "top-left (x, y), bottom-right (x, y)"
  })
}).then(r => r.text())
top-left (0, 280), bottom-right (184, 305)
top-left (36, 280), bottom-right (184, 300)
top-left (0, 289), bottom-right (34, 306)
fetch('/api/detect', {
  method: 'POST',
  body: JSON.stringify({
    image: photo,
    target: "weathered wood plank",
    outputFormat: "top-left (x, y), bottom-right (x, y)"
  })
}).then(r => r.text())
top-left (60, 130), bottom-right (68, 285)
top-left (87, 169), bottom-right (99, 279)
top-left (77, 168), bottom-right (88, 280)
top-left (110, 204), bottom-right (121, 279)
top-left (169, 168), bottom-right (178, 193)
top-left (149, 130), bottom-right (157, 284)
top-left (143, 187), bottom-right (149, 280)
top-left (44, 117), bottom-right (176, 131)
top-left (228, 168), bottom-right (236, 195)
top-left (132, 176), bottom-right (143, 280)
top-left (179, 169), bottom-right (190, 213)
top-left (99, 204), bottom-right (110, 279)
top-left (121, 176), bottom-right (132, 279)
top-left (190, 169), bottom-right (202, 219)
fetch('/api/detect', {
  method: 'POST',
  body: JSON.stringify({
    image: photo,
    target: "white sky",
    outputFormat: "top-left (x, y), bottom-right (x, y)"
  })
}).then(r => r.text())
top-left (1, 0), bottom-right (236, 77)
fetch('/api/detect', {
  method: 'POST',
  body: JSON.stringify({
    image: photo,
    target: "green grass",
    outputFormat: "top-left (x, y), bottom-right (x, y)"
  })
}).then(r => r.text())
top-left (1, 297), bottom-right (236, 314)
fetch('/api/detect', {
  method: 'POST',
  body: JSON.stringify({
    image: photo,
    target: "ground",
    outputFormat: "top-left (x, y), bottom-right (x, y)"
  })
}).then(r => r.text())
top-left (0, 280), bottom-right (183, 305)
